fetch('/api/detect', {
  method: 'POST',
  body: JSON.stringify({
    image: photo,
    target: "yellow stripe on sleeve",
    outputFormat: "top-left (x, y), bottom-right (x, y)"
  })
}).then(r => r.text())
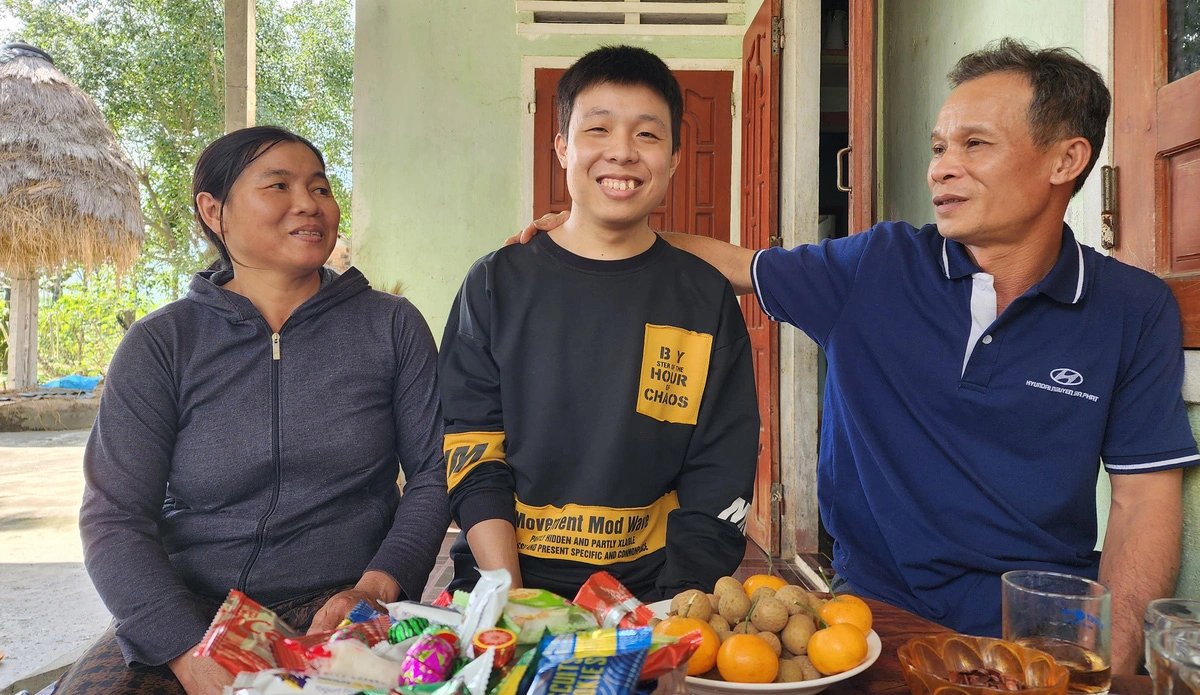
top-left (444, 431), bottom-right (507, 491)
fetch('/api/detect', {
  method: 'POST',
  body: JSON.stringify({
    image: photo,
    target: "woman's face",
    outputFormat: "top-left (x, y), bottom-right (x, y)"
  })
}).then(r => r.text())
top-left (213, 141), bottom-right (340, 276)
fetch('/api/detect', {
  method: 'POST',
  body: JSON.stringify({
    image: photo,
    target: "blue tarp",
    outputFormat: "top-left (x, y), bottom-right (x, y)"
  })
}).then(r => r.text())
top-left (40, 374), bottom-right (102, 390)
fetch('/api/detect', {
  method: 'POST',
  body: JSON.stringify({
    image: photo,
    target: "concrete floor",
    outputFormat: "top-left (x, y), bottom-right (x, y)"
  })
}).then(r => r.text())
top-left (0, 429), bottom-right (110, 695)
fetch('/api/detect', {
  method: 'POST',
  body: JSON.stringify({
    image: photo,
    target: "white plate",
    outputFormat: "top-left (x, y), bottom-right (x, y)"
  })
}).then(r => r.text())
top-left (647, 599), bottom-right (882, 695)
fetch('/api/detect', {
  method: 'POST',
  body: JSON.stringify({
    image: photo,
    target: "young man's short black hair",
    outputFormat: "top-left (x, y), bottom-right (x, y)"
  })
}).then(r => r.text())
top-left (556, 45), bottom-right (684, 154)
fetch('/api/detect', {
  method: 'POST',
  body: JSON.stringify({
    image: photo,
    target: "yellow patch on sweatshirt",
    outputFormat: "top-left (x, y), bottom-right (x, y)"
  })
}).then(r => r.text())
top-left (636, 324), bottom-right (713, 425)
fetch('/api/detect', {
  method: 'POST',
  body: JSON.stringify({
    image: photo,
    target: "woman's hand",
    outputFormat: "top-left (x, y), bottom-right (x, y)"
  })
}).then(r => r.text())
top-left (505, 210), bottom-right (570, 246)
top-left (306, 571), bottom-right (402, 635)
top-left (168, 646), bottom-right (234, 695)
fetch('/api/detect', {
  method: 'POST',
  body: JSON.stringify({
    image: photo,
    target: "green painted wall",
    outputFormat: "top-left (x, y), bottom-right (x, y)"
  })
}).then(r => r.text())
top-left (877, 0), bottom-right (1085, 228)
top-left (353, 1), bottom-right (754, 335)
top-left (875, 0), bottom-right (1200, 599)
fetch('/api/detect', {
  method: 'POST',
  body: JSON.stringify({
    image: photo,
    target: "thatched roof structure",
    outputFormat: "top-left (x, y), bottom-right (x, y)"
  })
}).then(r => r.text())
top-left (0, 43), bottom-right (143, 274)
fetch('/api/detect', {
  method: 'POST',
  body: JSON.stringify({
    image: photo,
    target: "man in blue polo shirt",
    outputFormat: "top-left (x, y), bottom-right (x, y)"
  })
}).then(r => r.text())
top-left (518, 38), bottom-right (1198, 674)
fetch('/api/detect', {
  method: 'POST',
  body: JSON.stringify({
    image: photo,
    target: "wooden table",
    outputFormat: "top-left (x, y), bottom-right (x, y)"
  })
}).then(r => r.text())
top-left (822, 598), bottom-right (1151, 695)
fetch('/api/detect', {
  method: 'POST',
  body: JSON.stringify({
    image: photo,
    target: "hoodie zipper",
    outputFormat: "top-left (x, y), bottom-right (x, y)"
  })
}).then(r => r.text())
top-left (236, 329), bottom-right (283, 593)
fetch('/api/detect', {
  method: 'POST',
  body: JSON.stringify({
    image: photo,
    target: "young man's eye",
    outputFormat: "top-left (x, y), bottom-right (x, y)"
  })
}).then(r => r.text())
top-left (639, 132), bottom-right (660, 139)
top-left (313, 187), bottom-right (331, 196)
top-left (586, 126), bottom-right (607, 133)
top-left (269, 182), bottom-right (287, 190)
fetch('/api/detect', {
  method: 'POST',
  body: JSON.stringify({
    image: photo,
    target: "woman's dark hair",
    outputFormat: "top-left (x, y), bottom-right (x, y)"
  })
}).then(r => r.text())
top-left (192, 126), bottom-right (327, 269)
top-left (947, 38), bottom-right (1110, 196)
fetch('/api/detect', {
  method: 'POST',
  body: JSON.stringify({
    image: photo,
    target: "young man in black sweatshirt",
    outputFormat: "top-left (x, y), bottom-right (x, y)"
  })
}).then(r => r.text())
top-left (440, 45), bottom-right (759, 601)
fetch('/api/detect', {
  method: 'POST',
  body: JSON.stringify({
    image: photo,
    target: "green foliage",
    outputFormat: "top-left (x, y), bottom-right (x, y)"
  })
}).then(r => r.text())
top-left (0, 0), bottom-right (354, 379)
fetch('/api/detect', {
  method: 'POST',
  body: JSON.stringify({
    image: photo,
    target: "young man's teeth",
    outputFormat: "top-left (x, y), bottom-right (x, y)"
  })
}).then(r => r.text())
top-left (602, 179), bottom-right (638, 191)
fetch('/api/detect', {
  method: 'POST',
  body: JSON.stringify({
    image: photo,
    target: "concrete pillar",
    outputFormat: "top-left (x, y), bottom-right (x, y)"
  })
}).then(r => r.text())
top-left (225, 0), bottom-right (256, 132)
top-left (6, 272), bottom-right (39, 390)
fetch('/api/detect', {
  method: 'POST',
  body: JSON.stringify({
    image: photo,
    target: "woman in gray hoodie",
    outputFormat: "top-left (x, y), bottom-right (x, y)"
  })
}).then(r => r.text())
top-left (58, 126), bottom-right (451, 695)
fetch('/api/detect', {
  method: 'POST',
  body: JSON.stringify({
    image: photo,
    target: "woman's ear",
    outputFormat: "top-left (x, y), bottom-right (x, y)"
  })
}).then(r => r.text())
top-left (196, 192), bottom-right (223, 236)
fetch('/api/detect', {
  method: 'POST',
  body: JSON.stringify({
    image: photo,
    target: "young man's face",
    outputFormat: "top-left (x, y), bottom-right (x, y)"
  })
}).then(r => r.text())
top-left (555, 81), bottom-right (680, 234)
top-left (928, 71), bottom-right (1072, 247)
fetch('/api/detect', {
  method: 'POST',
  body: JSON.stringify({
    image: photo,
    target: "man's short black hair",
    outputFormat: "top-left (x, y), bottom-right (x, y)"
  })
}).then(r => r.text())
top-left (556, 45), bottom-right (684, 154)
top-left (947, 38), bottom-right (1111, 195)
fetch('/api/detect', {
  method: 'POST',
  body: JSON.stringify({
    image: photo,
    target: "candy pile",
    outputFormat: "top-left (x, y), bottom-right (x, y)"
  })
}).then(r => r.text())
top-left (196, 570), bottom-right (699, 695)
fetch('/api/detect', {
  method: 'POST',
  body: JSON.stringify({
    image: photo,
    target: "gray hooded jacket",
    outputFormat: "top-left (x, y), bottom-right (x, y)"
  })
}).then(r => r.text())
top-left (80, 267), bottom-right (450, 667)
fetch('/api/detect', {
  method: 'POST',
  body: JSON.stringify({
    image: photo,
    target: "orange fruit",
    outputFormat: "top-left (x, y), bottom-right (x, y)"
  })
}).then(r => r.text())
top-left (741, 574), bottom-right (787, 596)
top-left (653, 616), bottom-right (719, 676)
top-left (818, 594), bottom-right (873, 634)
top-left (807, 623), bottom-right (868, 675)
top-left (716, 633), bottom-right (779, 683)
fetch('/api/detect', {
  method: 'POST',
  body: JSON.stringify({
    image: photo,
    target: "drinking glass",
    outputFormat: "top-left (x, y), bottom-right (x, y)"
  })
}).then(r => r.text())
top-left (1146, 627), bottom-right (1200, 695)
top-left (1145, 599), bottom-right (1200, 677)
top-left (1002, 570), bottom-right (1112, 694)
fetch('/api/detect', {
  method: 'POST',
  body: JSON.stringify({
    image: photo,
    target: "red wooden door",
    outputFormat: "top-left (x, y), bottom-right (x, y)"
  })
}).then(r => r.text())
top-left (846, 0), bottom-right (877, 234)
top-left (533, 69), bottom-right (733, 241)
top-left (740, 0), bottom-right (782, 557)
top-left (1113, 0), bottom-right (1200, 345)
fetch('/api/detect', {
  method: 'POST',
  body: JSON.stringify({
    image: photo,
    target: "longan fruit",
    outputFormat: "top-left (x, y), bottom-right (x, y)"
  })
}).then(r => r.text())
top-left (709, 615), bottom-right (732, 642)
top-left (714, 576), bottom-right (744, 600)
top-left (794, 655), bottom-right (822, 681)
top-left (774, 585), bottom-right (812, 615)
top-left (750, 586), bottom-right (777, 603)
top-left (749, 596), bottom-right (789, 633)
top-left (678, 591), bottom-right (713, 621)
top-left (671, 589), bottom-right (704, 616)
top-left (731, 620), bottom-right (759, 635)
top-left (756, 630), bottom-right (783, 656)
top-left (706, 593), bottom-right (720, 614)
top-left (648, 617), bottom-right (661, 628)
top-left (781, 613), bottom-right (817, 655)
top-left (775, 659), bottom-right (805, 683)
top-left (718, 589), bottom-right (752, 623)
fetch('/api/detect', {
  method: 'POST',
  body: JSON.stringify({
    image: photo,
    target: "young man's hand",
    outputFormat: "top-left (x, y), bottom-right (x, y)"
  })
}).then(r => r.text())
top-left (306, 571), bottom-right (401, 635)
top-left (168, 647), bottom-right (234, 695)
top-left (506, 210), bottom-right (570, 246)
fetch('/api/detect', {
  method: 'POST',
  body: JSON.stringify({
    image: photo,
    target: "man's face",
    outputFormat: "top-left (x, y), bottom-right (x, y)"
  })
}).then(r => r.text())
top-left (555, 81), bottom-right (680, 233)
top-left (928, 72), bottom-right (1062, 246)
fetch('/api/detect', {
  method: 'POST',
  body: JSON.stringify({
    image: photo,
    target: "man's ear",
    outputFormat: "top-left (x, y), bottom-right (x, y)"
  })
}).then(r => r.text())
top-left (668, 149), bottom-right (681, 178)
top-left (1049, 137), bottom-right (1092, 188)
top-left (196, 192), bottom-right (223, 236)
top-left (554, 133), bottom-right (569, 169)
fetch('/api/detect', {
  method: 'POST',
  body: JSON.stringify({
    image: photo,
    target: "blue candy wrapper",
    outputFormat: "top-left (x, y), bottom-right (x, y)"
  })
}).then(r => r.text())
top-left (347, 599), bottom-right (387, 625)
top-left (526, 628), bottom-right (653, 695)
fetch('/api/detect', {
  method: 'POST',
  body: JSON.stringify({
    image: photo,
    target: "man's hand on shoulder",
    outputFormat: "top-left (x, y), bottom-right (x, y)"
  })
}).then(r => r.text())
top-left (506, 210), bottom-right (570, 246)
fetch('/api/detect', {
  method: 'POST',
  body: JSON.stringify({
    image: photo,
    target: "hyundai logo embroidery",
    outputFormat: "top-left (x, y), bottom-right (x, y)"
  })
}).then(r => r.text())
top-left (1051, 368), bottom-right (1084, 386)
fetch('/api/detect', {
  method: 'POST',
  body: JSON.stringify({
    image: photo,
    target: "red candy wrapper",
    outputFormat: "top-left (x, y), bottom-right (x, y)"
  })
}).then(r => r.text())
top-left (195, 590), bottom-right (298, 675)
top-left (275, 615), bottom-right (393, 670)
top-left (430, 590), bottom-right (455, 608)
top-left (640, 629), bottom-right (703, 680)
top-left (572, 571), bottom-right (654, 629)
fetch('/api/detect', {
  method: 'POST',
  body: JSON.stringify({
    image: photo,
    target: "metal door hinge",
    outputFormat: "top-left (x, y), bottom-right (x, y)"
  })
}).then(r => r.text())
top-left (769, 235), bottom-right (783, 247)
top-left (771, 16), bottom-right (784, 56)
top-left (770, 482), bottom-right (784, 522)
top-left (1101, 165), bottom-right (1118, 250)
top-left (730, 90), bottom-right (736, 117)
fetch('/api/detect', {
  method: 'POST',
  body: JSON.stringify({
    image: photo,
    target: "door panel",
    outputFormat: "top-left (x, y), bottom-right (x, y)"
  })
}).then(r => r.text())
top-left (1114, 0), bottom-right (1200, 345)
top-left (533, 69), bottom-right (733, 242)
top-left (740, 0), bottom-right (782, 557)
top-left (847, 0), bottom-right (877, 234)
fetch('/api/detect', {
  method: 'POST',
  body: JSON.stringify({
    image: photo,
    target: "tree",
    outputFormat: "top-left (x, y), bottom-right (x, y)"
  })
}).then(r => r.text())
top-left (0, 0), bottom-right (353, 379)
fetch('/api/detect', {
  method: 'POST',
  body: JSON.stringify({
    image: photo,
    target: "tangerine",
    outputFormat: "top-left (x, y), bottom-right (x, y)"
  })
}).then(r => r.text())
top-left (742, 574), bottom-right (787, 596)
top-left (652, 616), bottom-right (719, 676)
top-left (807, 623), bottom-right (868, 675)
top-left (817, 594), bottom-right (873, 634)
top-left (716, 633), bottom-right (779, 683)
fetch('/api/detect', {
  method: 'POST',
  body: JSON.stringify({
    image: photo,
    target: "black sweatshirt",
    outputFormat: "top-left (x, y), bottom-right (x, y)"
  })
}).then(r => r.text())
top-left (439, 233), bottom-right (759, 601)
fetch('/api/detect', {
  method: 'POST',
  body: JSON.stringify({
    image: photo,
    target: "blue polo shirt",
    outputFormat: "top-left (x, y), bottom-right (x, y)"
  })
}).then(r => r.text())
top-left (752, 221), bottom-right (1198, 636)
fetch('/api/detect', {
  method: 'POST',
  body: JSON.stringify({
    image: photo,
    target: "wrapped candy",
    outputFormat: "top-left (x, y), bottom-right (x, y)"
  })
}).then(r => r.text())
top-left (389, 617), bottom-right (431, 644)
top-left (195, 590), bottom-right (298, 675)
top-left (400, 626), bottom-right (459, 685)
top-left (573, 571), bottom-right (654, 629)
top-left (526, 628), bottom-right (653, 695)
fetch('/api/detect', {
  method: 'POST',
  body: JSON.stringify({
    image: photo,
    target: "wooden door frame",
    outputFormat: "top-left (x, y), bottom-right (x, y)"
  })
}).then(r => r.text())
top-left (777, 0), bottom-right (824, 563)
top-left (519, 56), bottom-right (744, 244)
